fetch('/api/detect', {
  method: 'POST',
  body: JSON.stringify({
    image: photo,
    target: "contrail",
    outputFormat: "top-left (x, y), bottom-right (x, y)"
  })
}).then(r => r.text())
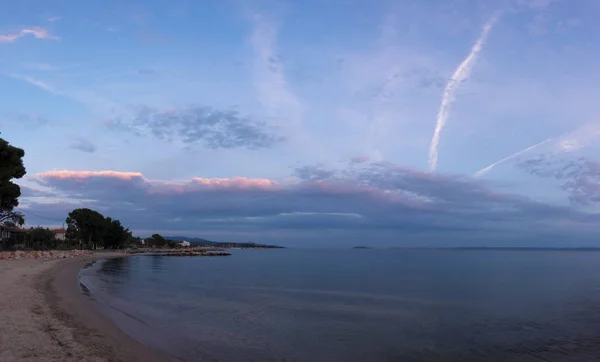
top-left (474, 138), bottom-right (552, 177)
top-left (428, 14), bottom-right (500, 171)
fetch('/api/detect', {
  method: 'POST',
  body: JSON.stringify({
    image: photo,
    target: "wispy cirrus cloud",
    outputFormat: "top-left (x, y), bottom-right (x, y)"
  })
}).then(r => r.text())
top-left (428, 13), bottom-right (500, 171)
top-left (0, 27), bottom-right (58, 43)
top-left (475, 123), bottom-right (600, 177)
top-left (15, 113), bottom-right (49, 126)
top-left (105, 105), bottom-right (283, 150)
top-left (21, 62), bottom-right (57, 71)
top-left (475, 138), bottom-right (553, 177)
top-left (8, 73), bottom-right (58, 94)
top-left (250, 14), bottom-right (303, 135)
top-left (556, 123), bottom-right (600, 152)
top-left (7, 72), bottom-right (125, 113)
top-left (519, 156), bottom-right (600, 206)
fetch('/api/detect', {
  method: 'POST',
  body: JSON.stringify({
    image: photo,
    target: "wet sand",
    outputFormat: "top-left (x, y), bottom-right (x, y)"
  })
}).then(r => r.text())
top-left (0, 252), bottom-right (170, 361)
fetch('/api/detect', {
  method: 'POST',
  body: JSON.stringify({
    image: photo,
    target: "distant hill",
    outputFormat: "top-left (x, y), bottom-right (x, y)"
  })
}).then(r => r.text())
top-left (352, 246), bottom-right (372, 249)
top-left (165, 236), bottom-right (284, 249)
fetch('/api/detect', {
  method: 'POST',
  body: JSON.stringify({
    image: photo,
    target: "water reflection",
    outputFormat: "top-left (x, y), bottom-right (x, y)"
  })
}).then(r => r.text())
top-left (148, 255), bottom-right (166, 273)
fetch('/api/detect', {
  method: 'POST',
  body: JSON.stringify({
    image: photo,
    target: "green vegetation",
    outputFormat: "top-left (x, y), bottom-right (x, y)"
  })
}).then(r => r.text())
top-left (65, 208), bottom-right (132, 250)
top-left (28, 227), bottom-right (56, 250)
top-left (0, 136), bottom-right (25, 226)
top-left (144, 234), bottom-right (181, 248)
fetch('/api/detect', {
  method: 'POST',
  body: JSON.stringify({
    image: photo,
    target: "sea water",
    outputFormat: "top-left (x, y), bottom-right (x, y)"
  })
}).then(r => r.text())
top-left (79, 249), bottom-right (600, 361)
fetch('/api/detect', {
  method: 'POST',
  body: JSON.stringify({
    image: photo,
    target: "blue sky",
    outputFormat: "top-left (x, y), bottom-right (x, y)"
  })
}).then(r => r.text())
top-left (3, 0), bottom-right (600, 247)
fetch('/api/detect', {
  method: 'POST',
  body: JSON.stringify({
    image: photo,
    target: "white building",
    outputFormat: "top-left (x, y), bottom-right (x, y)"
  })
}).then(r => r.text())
top-left (180, 241), bottom-right (191, 247)
top-left (52, 228), bottom-right (66, 241)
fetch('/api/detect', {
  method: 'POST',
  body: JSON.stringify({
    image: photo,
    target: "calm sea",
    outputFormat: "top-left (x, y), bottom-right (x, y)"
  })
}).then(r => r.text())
top-left (79, 249), bottom-right (600, 361)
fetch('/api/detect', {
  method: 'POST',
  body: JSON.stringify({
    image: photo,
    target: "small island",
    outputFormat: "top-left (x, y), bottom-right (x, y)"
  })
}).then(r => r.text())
top-left (352, 246), bottom-right (373, 249)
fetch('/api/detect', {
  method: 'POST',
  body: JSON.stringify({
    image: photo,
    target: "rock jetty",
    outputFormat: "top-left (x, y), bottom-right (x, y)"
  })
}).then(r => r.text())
top-left (127, 247), bottom-right (231, 257)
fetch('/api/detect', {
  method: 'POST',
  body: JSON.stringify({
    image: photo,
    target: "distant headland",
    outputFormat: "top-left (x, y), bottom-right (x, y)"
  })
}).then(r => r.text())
top-left (165, 236), bottom-right (284, 249)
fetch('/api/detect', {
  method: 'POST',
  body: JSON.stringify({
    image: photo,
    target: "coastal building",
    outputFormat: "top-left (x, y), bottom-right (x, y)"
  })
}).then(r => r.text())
top-left (180, 241), bottom-right (191, 247)
top-left (51, 228), bottom-right (66, 241)
top-left (0, 226), bottom-right (28, 242)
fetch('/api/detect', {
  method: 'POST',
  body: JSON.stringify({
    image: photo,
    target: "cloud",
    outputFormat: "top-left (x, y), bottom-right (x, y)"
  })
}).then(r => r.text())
top-left (7, 73), bottom-right (121, 114)
top-left (47, 17), bottom-right (62, 23)
top-left (293, 165), bottom-right (337, 181)
top-left (69, 137), bottom-right (97, 153)
top-left (13, 113), bottom-right (50, 126)
top-left (517, 0), bottom-right (555, 10)
top-left (556, 123), bottom-right (600, 152)
top-left (250, 14), bottom-right (303, 134)
top-left (105, 105), bottom-right (283, 149)
top-left (19, 185), bottom-right (56, 198)
top-left (475, 138), bottom-right (552, 177)
top-left (428, 13), bottom-right (500, 171)
top-left (0, 27), bottom-right (58, 43)
top-left (21, 62), bottom-right (57, 71)
top-left (476, 123), bottom-right (600, 177)
top-left (350, 156), bottom-right (370, 165)
top-left (38, 170), bottom-right (144, 181)
top-left (8, 74), bottom-right (58, 94)
top-left (25, 161), bottom-right (600, 245)
top-left (519, 156), bottom-right (600, 206)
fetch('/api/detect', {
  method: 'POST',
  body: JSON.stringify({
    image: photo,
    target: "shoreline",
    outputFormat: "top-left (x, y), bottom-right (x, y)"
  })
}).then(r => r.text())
top-left (0, 252), bottom-right (171, 361)
top-left (42, 253), bottom-right (173, 361)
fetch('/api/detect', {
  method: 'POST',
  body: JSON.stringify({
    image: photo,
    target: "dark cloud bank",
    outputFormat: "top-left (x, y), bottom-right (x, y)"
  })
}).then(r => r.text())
top-left (21, 160), bottom-right (600, 247)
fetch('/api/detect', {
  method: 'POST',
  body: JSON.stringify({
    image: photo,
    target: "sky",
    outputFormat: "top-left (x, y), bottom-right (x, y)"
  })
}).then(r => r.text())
top-left (2, 0), bottom-right (600, 247)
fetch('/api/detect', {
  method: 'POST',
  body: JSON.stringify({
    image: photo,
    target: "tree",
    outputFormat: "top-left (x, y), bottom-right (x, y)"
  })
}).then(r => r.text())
top-left (0, 137), bottom-right (26, 226)
top-left (151, 233), bottom-right (167, 248)
top-left (66, 208), bottom-right (106, 249)
top-left (28, 227), bottom-right (56, 249)
top-left (167, 239), bottom-right (178, 248)
top-left (104, 217), bottom-right (132, 249)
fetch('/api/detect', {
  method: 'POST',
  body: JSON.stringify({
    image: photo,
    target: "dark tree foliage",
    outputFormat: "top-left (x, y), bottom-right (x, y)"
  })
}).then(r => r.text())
top-left (66, 208), bottom-right (106, 249)
top-left (28, 227), bottom-right (56, 249)
top-left (65, 208), bottom-right (134, 250)
top-left (0, 137), bottom-right (25, 225)
top-left (151, 233), bottom-right (168, 248)
top-left (104, 217), bottom-right (132, 249)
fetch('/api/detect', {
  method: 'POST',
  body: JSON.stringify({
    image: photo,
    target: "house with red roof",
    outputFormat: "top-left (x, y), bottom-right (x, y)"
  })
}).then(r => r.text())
top-left (51, 228), bottom-right (66, 241)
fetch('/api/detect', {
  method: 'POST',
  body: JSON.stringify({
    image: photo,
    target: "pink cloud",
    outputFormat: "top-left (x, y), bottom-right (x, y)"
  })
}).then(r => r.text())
top-left (191, 177), bottom-right (279, 190)
top-left (37, 170), bottom-right (144, 181)
top-left (36, 170), bottom-right (280, 192)
top-left (0, 34), bottom-right (19, 43)
top-left (0, 27), bottom-right (59, 44)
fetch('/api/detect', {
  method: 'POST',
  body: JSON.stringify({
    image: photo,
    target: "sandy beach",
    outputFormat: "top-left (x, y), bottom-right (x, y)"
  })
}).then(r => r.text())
top-left (0, 252), bottom-right (169, 361)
